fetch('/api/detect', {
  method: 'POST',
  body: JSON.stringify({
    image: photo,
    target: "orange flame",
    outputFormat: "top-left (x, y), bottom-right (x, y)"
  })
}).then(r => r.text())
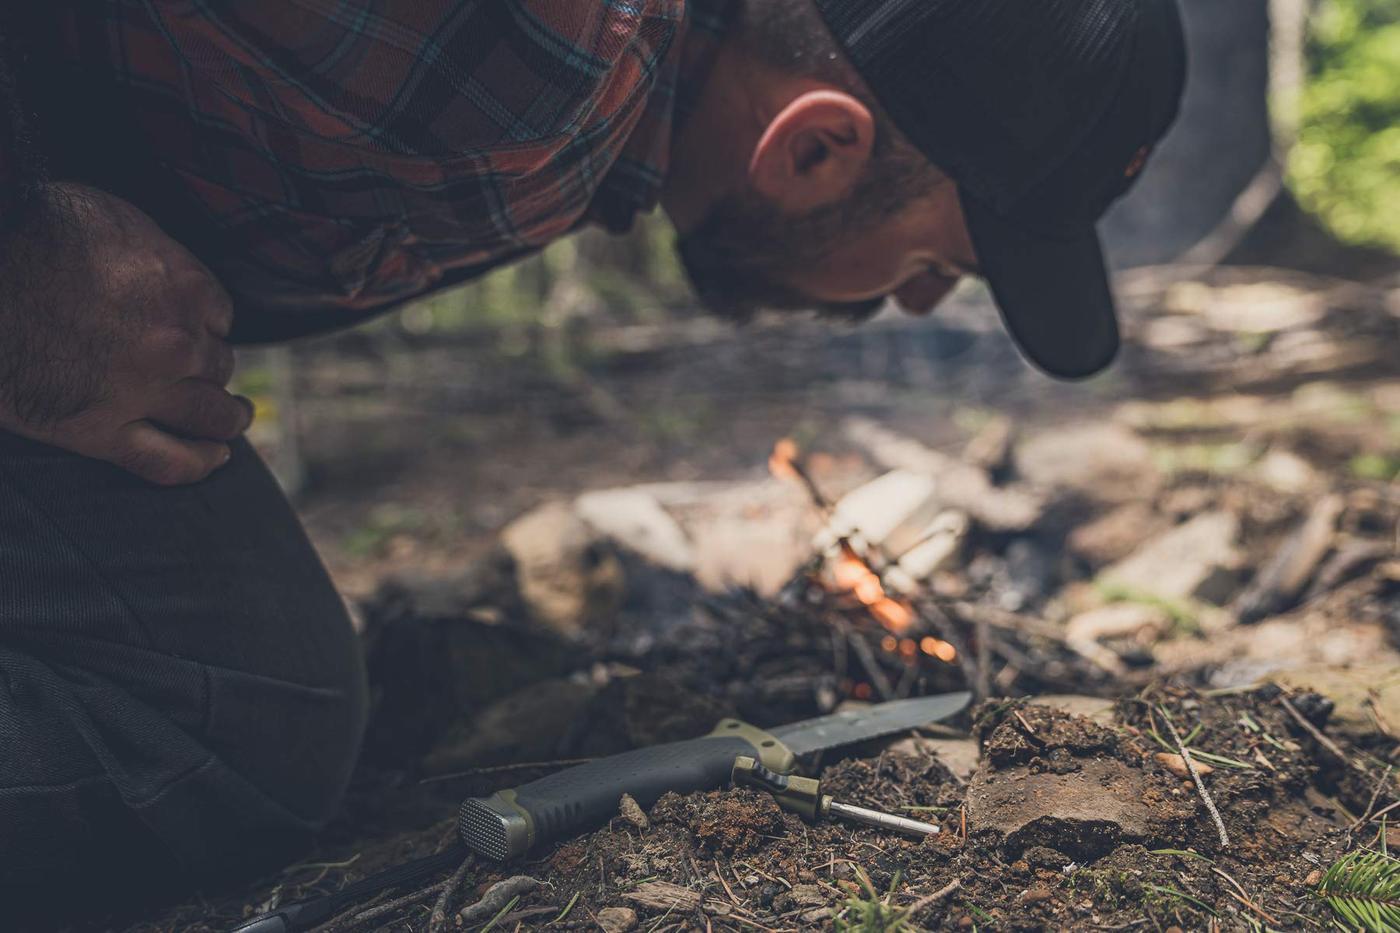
top-left (829, 552), bottom-right (914, 633)
top-left (920, 635), bottom-right (958, 663)
top-left (768, 438), bottom-right (799, 481)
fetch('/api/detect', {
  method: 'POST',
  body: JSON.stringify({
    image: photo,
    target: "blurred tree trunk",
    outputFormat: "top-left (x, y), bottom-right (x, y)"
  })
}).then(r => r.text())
top-left (1102, 0), bottom-right (1277, 267)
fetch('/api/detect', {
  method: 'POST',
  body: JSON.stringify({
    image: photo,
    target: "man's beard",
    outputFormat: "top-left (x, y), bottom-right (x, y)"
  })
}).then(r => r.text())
top-left (675, 146), bottom-right (941, 323)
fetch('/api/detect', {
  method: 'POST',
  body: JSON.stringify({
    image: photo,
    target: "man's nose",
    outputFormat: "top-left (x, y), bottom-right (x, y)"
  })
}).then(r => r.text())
top-left (893, 270), bottom-right (960, 316)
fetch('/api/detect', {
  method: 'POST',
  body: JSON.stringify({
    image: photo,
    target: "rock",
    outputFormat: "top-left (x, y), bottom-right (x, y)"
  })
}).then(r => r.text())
top-left (575, 488), bottom-right (695, 573)
top-left (1015, 422), bottom-right (1161, 503)
top-left (618, 793), bottom-right (649, 831)
top-left (1065, 604), bottom-right (1173, 674)
top-left (1027, 696), bottom-right (1118, 727)
top-left (887, 736), bottom-right (980, 783)
top-left (501, 502), bottom-right (625, 635)
top-left (787, 884), bottom-right (829, 909)
top-left (1153, 752), bottom-right (1214, 779)
top-left (1019, 883), bottom-right (1054, 906)
top-left (966, 757), bottom-right (1162, 860)
top-left (1099, 511), bottom-right (1243, 605)
top-left (1248, 448), bottom-right (1317, 494)
top-left (597, 906), bottom-right (639, 933)
top-left (1068, 503), bottom-right (1164, 567)
top-left (675, 481), bottom-right (815, 594)
top-left (1264, 664), bottom-right (1400, 738)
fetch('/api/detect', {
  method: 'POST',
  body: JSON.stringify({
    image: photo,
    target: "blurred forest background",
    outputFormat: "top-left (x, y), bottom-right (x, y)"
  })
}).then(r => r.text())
top-left (232, 0), bottom-right (1400, 599)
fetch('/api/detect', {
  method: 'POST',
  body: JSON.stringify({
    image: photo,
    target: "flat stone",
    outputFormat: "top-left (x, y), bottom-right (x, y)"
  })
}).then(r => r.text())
top-left (1068, 503), bottom-right (1164, 567)
top-left (1026, 696), bottom-right (1118, 727)
top-left (887, 736), bottom-right (980, 783)
top-left (1015, 423), bottom-right (1161, 503)
top-left (597, 906), bottom-right (638, 933)
top-left (501, 502), bottom-right (625, 635)
top-left (966, 757), bottom-right (1158, 860)
top-left (1265, 663), bottom-right (1400, 737)
top-left (1099, 511), bottom-right (1242, 604)
top-left (575, 488), bottom-right (695, 572)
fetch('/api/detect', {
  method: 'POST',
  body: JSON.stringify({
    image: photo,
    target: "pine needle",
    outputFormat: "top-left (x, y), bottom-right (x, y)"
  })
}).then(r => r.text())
top-left (1316, 849), bottom-right (1400, 932)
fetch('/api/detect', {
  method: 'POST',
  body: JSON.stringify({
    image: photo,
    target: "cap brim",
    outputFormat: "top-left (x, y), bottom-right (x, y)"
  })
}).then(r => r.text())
top-left (961, 192), bottom-right (1120, 380)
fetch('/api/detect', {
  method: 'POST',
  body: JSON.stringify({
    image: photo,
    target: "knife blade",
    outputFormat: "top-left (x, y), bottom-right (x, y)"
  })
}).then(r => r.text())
top-left (458, 691), bottom-right (970, 860)
top-left (771, 692), bottom-right (972, 755)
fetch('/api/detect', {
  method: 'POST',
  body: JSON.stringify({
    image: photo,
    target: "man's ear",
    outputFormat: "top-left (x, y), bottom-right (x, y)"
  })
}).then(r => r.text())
top-left (749, 90), bottom-right (875, 212)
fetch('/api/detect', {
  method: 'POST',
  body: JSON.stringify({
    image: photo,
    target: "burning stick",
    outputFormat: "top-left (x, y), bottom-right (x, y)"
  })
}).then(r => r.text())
top-left (770, 438), bottom-right (960, 695)
top-left (768, 438), bottom-right (833, 515)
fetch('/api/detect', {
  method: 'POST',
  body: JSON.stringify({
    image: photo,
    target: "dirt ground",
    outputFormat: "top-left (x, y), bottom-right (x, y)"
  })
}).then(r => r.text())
top-left (90, 264), bottom-right (1400, 932)
top-left (121, 688), bottom-right (1395, 932)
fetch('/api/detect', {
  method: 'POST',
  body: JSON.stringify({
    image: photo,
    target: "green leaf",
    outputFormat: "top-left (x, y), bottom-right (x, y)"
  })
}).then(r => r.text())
top-left (1316, 849), bottom-right (1400, 932)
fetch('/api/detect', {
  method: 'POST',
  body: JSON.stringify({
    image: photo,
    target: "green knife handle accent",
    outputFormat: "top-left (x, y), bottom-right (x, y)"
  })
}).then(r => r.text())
top-left (458, 719), bottom-right (794, 860)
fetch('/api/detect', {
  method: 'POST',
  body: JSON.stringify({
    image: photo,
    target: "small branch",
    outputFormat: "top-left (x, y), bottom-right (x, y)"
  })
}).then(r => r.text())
top-left (973, 614), bottom-right (991, 702)
top-left (320, 881), bottom-right (446, 933)
top-left (1210, 867), bottom-right (1279, 926)
top-left (1277, 695), bottom-right (1355, 770)
top-left (905, 877), bottom-right (962, 917)
top-left (1159, 709), bottom-right (1230, 848)
top-left (846, 627), bottom-right (896, 701)
top-left (426, 856), bottom-right (475, 933)
top-left (918, 601), bottom-right (979, 695)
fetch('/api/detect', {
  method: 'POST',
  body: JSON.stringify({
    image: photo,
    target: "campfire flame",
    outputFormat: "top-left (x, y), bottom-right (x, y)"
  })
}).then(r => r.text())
top-left (768, 438), bottom-right (800, 481)
top-left (769, 437), bottom-right (956, 663)
top-left (830, 551), bottom-right (915, 633)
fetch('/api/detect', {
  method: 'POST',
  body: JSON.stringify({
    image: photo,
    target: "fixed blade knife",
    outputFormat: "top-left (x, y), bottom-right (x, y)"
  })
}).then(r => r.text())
top-left (458, 691), bottom-right (970, 860)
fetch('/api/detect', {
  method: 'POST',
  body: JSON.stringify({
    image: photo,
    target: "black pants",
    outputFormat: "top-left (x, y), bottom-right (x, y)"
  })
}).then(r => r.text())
top-left (0, 431), bottom-right (368, 924)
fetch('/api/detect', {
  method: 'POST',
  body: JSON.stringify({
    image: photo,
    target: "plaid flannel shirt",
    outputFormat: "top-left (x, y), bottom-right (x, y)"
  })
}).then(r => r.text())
top-left (11, 0), bottom-right (732, 337)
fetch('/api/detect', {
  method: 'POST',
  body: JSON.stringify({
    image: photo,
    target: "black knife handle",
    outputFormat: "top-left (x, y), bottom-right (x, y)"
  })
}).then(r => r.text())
top-left (460, 724), bottom-right (792, 859)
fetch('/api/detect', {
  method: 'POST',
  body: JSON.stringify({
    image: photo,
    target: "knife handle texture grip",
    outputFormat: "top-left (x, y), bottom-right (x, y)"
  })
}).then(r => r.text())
top-left (516, 733), bottom-right (757, 840)
top-left (462, 733), bottom-right (760, 859)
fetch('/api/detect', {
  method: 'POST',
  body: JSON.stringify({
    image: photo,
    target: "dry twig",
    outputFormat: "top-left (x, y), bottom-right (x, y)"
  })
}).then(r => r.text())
top-left (456, 875), bottom-right (542, 926)
top-left (319, 881), bottom-right (446, 933)
top-left (1158, 709), bottom-right (1230, 848)
top-left (426, 856), bottom-right (475, 933)
top-left (905, 877), bottom-right (962, 917)
top-left (1278, 695), bottom-right (1353, 769)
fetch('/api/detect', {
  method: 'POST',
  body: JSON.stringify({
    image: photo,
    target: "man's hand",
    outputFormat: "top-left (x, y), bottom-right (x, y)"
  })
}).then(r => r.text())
top-left (0, 183), bottom-right (253, 484)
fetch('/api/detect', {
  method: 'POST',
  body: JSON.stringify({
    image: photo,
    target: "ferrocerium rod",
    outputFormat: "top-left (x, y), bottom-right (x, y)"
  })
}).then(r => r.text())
top-left (826, 799), bottom-right (939, 837)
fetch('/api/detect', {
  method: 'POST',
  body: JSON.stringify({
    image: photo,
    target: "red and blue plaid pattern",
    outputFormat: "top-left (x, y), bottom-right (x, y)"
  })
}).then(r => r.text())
top-left (30, 0), bottom-right (731, 330)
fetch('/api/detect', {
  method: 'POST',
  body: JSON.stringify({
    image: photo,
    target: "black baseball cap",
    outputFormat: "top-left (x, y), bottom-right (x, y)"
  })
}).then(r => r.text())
top-left (813, 0), bottom-right (1188, 378)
